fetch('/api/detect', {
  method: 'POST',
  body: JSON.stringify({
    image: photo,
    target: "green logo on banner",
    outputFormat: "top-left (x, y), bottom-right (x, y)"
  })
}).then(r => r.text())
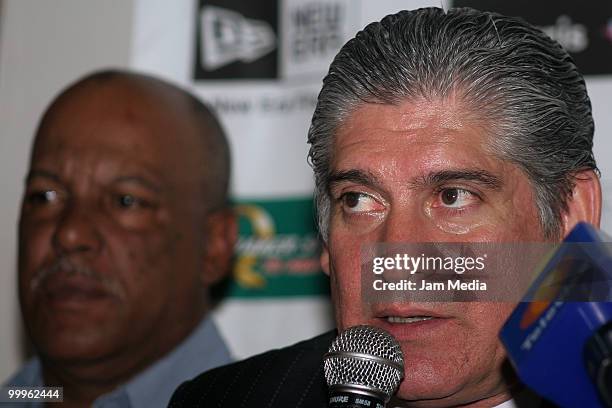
top-left (229, 197), bottom-right (329, 297)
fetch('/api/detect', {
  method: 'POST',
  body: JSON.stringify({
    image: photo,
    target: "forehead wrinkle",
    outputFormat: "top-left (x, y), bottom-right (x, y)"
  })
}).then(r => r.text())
top-left (349, 97), bottom-right (470, 134)
top-left (41, 83), bottom-right (200, 171)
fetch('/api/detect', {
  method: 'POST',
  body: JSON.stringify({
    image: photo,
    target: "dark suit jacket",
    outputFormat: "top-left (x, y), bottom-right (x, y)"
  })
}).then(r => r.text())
top-left (169, 330), bottom-right (557, 408)
top-left (168, 331), bottom-right (336, 407)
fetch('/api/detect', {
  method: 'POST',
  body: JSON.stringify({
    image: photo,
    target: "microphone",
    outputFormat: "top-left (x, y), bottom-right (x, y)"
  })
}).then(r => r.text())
top-left (584, 321), bottom-right (612, 407)
top-left (500, 222), bottom-right (612, 408)
top-left (323, 325), bottom-right (404, 408)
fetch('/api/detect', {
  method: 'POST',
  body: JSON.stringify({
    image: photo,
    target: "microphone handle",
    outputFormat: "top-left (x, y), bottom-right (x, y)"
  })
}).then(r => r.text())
top-left (584, 321), bottom-right (612, 408)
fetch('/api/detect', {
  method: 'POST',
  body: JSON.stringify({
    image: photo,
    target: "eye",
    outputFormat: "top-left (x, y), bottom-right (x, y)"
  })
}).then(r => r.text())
top-left (340, 192), bottom-right (384, 213)
top-left (115, 194), bottom-right (150, 209)
top-left (437, 188), bottom-right (477, 208)
top-left (110, 191), bottom-right (159, 230)
top-left (25, 190), bottom-right (58, 205)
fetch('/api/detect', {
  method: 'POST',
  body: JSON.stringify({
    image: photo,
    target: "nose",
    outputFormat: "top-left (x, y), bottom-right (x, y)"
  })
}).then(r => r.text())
top-left (380, 207), bottom-right (428, 244)
top-left (52, 202), bottom-right (103, 256)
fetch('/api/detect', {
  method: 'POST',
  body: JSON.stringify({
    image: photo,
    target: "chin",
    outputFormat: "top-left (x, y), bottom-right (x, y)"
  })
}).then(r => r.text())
top-left (30, 315), bottom-right (123, 363)
top-left (389, 350), bottom-right (509, 407)
top-left (38, 331), bottom-right (112, 360)
top-left (393, 370), bottom-right (462, 405)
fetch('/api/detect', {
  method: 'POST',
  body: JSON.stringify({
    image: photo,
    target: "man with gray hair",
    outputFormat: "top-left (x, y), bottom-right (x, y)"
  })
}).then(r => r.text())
top-left (170, 7), bottom-right (601, 407)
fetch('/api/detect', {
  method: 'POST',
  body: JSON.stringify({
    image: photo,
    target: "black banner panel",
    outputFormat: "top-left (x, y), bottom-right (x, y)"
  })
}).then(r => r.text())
top-left (194, 0), bottom-right (279, 79)
top-left (453, 0), bottom-right (612, 75)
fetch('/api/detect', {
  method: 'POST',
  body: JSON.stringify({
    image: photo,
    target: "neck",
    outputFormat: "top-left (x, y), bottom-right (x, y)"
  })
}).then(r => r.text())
top-left (388, 380), bottom-right (537, 408)
top-left (39, 306), bottom-right (209, 407)
top-left (389, 392), bottom-right (512, 408)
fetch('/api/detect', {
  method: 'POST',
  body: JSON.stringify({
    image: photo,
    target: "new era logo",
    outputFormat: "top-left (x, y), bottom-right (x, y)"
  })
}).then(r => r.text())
top-left (199, 5), bottom-right (276, 71)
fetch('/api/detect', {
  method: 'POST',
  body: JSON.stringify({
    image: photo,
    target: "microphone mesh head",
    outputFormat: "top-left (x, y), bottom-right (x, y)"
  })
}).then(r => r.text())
top-left (324, 325), bottom-right (404, 399)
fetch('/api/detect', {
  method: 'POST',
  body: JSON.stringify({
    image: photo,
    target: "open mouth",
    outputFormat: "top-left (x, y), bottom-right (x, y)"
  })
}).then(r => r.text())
top-left (371, 307), bottom-right (452, 340)
top-left (386, 316), bottom-right (435, 324)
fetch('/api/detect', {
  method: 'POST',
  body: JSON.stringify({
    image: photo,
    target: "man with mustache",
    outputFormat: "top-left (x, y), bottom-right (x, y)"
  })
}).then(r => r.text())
top-left (169, 7), bottom-right (601, 408)
top-left (4, 70), bottom-right (236, 407)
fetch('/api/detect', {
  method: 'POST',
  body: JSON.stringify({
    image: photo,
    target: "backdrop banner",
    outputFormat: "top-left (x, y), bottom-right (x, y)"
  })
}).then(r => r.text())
top-left (129, 0), bottom-right (612, 358)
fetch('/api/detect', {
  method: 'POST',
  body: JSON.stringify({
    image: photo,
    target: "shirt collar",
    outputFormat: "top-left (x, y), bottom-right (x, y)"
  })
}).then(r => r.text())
top-left (94, 315), bottom-right (231, 408)
top-left (494, 399), bottom-right (518, 408)
top-left (4, 316), bottom-right (231, 408)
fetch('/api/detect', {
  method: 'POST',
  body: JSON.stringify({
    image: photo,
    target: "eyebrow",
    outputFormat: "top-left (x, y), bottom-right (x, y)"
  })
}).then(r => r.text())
top-left (327, 169), bottom-right (382, 192)
top-left (25, 171), bottom-right (162, 193)
top-left (412, 169), bottom-right (503, 190)
top-left (327, 168), bottom-right (503, 192)
top-left (113, 176), bottom-right (162, 193)
top-left (25, 170), bottom-right (60, 184)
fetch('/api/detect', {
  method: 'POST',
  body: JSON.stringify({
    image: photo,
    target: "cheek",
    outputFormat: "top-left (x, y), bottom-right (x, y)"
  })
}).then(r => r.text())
top-left (497, 175), bottom-right (544, 239)
top-left (19, 218), bottom-right (51, 259)
top-left (105, 229), bottom-right (179, 300)
top-left (328, 232), bottom-right (367, 330)
top-left (488, 206), bottom-right (543, 242)
top-left (18, 222), bottom-right (53, 293)
top-left (463, 302), bottom-right (514, 354)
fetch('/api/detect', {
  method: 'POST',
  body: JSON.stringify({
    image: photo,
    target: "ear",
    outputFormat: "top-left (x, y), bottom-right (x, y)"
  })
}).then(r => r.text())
top-left (561, 170), bottom-right (602, 237)
top-left (321, 243), bottom-right (331, 276)
top-left (201, 208), bottom-right (237, 286)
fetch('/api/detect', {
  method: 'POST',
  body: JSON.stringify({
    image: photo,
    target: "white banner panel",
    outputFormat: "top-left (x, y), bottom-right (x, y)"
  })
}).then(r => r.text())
top-left (130, 0), bottom-right (612, 360)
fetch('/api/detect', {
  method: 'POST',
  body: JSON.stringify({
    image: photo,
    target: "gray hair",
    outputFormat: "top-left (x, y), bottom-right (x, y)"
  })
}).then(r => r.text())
top-left (307, 7), bottom-right (597, 240)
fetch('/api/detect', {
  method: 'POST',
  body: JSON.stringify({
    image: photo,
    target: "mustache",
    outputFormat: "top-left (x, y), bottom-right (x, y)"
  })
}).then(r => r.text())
top-left (30, 257), bottom-right (120, 296)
